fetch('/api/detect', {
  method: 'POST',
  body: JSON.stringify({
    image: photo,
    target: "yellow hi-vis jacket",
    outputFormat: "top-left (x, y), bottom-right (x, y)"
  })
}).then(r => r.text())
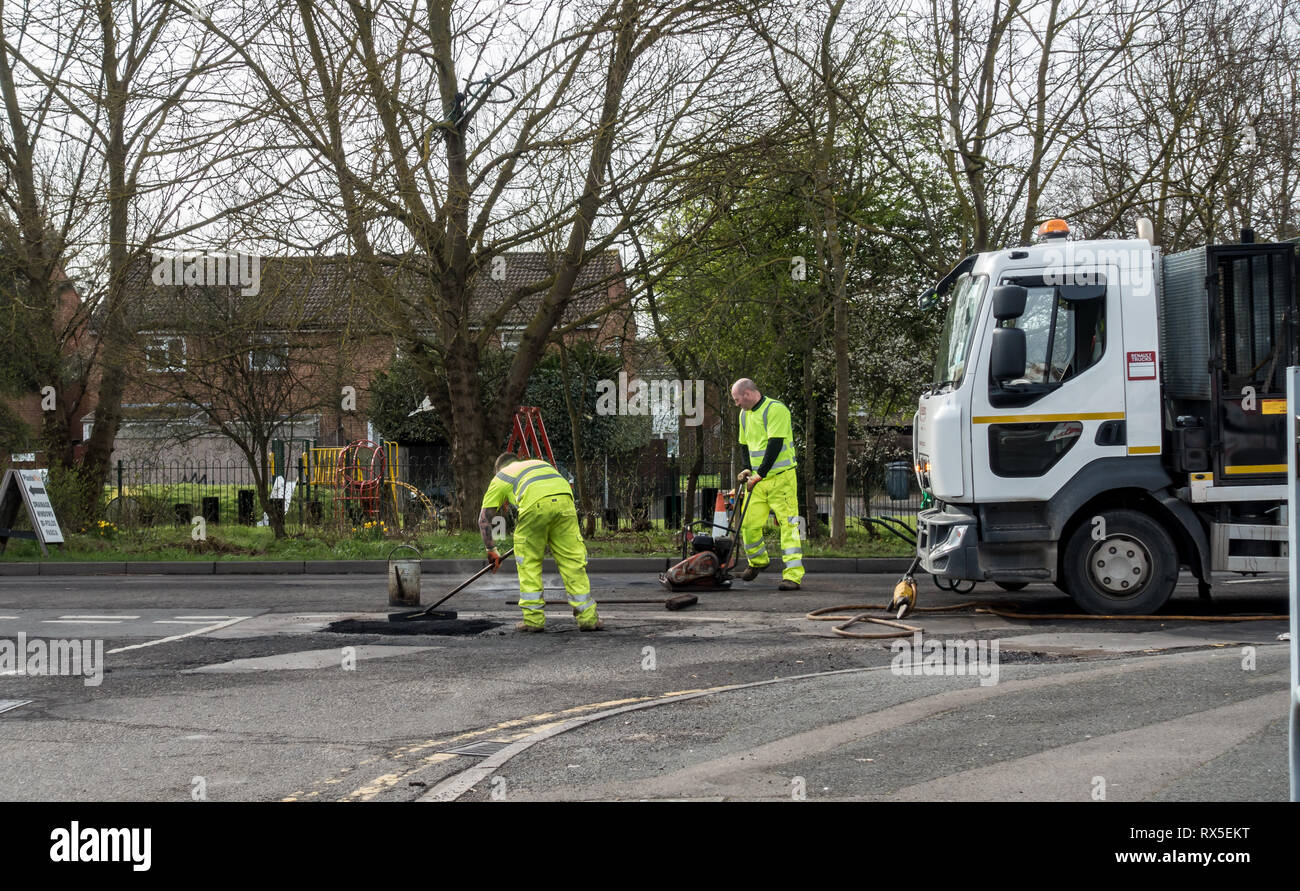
top-left (738, 397), bottom-right (797, 476)
top-left (481, 459), bottom-right (572, 513)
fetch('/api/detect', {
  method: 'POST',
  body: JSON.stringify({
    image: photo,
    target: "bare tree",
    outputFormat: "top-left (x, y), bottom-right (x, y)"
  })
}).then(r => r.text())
top-left (195, 0), bottom-right (759, 523)
top-left (2, 0), bottom-right (268, 515)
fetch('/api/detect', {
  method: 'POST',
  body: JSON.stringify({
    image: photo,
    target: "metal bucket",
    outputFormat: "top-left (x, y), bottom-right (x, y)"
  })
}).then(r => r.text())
top-left (388, 545), bottom-right (422, 607)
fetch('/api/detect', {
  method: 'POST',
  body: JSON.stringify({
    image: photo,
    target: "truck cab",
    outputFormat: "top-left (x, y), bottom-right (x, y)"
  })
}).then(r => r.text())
top-left (914, 221), bottom-right (1298, 614)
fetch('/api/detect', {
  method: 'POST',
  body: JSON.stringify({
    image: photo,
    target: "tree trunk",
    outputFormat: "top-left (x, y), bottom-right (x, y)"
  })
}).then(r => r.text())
top-left (802, 348), bottom-right (820, 540)
top-left (78, 1), bottom-right (133, 519)
top-left (558, 342), bottom-right (593, 536)
top-left (685, 421), bottom-right (703, 530)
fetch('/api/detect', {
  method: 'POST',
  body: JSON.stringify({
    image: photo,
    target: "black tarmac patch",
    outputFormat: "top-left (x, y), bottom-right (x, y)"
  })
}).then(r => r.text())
top-left (325, 618), bottom-right (500, 636)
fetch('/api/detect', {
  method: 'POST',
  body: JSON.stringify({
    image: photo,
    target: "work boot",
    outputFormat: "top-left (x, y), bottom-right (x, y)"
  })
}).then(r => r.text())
top-left (516, 622), bottom-right (545, 633)
top-left (741, 564), bottom-right (764, 581)
top-left (579, 620), bottom-right (605, 632)
top-left (778, 579), bottom-right (801, 591)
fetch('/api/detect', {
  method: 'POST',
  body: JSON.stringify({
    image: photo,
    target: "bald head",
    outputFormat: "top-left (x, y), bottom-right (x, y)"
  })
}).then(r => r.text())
top-left (730, 378), bottom-right (761, 410)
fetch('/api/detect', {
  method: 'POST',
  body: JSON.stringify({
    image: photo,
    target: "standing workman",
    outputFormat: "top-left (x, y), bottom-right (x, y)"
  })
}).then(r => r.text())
top-left (730, 379), bottom-right (804, 590)
top-left (479, 452), bottom-right (602, 632)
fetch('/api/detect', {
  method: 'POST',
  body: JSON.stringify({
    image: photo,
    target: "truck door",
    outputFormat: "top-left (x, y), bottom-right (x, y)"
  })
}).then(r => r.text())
top-left (1209, 244), bottom-right (1297, 483)
top-left (968, 269), bottom-right (1127, 500)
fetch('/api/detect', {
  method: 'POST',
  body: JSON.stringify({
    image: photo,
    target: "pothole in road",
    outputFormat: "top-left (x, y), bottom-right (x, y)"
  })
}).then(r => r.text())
top-left (325, 618), bottom-right (501, 636)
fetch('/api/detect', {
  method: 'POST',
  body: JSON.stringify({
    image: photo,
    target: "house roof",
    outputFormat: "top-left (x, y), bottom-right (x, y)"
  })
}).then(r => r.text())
top-left (119, 250), bottom-right (626, 334)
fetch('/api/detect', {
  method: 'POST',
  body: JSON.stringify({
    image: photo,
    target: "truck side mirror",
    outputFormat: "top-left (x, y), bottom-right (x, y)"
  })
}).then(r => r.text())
top-left (990, 327), bottom-right (1026, 382)
top-left (992, 285), bottom-right (1028, 320)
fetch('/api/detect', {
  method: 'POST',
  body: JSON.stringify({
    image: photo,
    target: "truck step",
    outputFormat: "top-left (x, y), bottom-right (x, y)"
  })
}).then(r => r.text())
top-left (1211, 522), bottom-right (1288, 573)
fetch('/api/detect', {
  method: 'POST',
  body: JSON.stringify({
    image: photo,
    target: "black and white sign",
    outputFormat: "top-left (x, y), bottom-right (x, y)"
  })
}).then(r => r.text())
top-left (0, 468), bottom-right (64, 556)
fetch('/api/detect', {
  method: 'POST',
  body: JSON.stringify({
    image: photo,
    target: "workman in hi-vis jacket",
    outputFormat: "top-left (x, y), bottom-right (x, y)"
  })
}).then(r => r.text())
top-left (730, 379), bottom-right (804, 590)
top-left (479, 453), bottom-right (602, 632)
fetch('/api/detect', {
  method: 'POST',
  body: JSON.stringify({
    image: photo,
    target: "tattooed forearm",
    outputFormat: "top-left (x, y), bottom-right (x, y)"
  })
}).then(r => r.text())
top-left (478, 508), bottom-right (497, 549)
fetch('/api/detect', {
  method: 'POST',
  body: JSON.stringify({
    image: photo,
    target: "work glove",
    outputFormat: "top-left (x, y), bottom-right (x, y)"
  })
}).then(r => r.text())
top-left (485, 549), bottom-right (503, 573)
top-left (745, 473), bottom-right (762, 491)
top-left (736, 469), bottom-right (752, 483)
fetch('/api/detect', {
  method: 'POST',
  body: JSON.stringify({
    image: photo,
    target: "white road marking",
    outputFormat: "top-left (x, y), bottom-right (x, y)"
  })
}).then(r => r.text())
top-left (154, 620), bottom-right (222, 625)
top-left (0, 616), bottom-right (18, 620)
top-left (174, 615), bottom-right (240, 620)
top-left (1221, 577), bottom-right (1279, 585)
top-left (58, 615), bottom-right (140, 619)
top-left (107, 617), bottom-right (252, 654)
top-left (43, 619), bottom-right (122, 624)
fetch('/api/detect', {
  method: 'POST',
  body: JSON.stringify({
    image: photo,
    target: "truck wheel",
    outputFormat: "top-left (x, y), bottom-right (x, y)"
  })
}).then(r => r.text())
top-left (994, 581), bottom-right (1028, 592)
top-left (1062, 509), bottom-right (1177, 615)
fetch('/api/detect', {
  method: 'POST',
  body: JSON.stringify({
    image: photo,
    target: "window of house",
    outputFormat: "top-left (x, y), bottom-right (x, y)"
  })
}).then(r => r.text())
top-left (250, 336), bottom-right (288, 371)
top-left (499, 328), bottom-right (525, 351)
top-left (145, 335), bottom-right (186, 372)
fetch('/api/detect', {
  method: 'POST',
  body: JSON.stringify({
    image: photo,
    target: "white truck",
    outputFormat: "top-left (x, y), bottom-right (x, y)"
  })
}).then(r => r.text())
top-left (913, 218), bottom-right (1298, 614)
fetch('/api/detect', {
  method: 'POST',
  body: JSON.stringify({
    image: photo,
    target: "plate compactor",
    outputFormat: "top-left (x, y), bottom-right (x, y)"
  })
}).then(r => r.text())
top-left (660, 471), bottom-right (755, 592)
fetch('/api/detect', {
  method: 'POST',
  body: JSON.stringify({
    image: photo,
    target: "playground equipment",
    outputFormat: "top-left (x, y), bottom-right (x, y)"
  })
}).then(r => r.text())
top-left (315, 441), bottom-right (439, 532)
top-left (333, 439), bottom-right (389, 527)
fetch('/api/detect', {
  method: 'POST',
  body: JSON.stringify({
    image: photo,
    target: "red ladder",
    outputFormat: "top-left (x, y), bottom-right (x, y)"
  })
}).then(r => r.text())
top-left (506, 406), bottom-right (555, 465)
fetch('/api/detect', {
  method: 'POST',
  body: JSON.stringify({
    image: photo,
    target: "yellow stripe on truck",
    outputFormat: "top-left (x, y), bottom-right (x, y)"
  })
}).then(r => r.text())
top-left (1127, 445), bottom-right (1161, 455)
top-left (971, 412), bottom-right (1125, 425)
top-left (1224, 464), bottom-right (1288, 475)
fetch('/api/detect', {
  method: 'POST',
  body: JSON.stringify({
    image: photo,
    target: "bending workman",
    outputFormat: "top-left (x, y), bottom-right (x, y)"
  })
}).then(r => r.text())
top-left (479, 452), bottom-right (602, 631)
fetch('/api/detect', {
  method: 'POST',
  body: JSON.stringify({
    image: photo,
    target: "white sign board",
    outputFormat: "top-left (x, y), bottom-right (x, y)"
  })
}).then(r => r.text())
top-left (0, 468), bottom-right (64, 556)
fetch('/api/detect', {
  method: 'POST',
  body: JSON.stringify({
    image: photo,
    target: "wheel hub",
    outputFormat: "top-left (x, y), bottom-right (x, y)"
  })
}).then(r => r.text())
top-left (1089, 535), bottom-right (1150, 595)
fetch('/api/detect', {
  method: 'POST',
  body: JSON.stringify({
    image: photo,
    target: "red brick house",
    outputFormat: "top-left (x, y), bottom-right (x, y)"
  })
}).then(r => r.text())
top-left (97, 250), bottom-right (632, 469)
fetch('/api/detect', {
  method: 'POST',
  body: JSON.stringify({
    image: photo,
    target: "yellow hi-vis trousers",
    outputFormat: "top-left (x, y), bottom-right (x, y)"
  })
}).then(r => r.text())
top-left (513, 494), bottom-right (598, 629)
top-left (739, 468), bottom-right (804, 583)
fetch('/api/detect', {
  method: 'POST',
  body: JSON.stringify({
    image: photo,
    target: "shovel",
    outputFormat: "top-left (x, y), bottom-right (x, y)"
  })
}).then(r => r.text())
top-left (389, 548), bottom-right (514, 621)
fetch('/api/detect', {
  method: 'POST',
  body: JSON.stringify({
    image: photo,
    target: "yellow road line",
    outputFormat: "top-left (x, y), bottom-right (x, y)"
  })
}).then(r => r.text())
top-left (287, 692), bottom-right (712, 802)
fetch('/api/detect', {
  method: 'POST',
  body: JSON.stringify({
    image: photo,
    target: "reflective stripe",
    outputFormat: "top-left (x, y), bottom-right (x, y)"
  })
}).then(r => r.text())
top-left (516, 470), bottom-right (565, 497)
top-left (782, 547), bottom-right (801, 555)
top-left (769, 458), bottom-right (793, 471)
top-left (745, 543), bottom-right (766, 555)
top-left (496, 470), bottom-right (522, 485)
top-left (783, 559), bottom-right (803, 568)
top-left (569, 592), bottom-right (594, 606)
top-left (762, 401), bottom-right (772, 426)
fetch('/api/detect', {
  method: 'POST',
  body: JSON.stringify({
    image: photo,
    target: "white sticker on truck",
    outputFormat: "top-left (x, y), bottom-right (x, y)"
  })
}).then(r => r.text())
top-left (1126, 350), bottom-right (1156, 380)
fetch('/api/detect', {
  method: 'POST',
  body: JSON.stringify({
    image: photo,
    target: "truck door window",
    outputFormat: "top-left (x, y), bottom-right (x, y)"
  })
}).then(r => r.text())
top-left (1221, 252), bottom-right (1289, 393)
top-left (989, 277), bottom-right (1106, 406)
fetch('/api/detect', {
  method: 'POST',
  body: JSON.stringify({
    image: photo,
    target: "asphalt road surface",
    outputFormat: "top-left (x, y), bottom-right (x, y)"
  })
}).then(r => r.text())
top-left (0, 569), bottom-right (1290, 802)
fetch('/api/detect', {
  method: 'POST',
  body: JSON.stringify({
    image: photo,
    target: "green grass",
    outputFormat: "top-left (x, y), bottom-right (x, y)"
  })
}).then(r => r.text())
top-left (0, 519), bottom-right (914, 561)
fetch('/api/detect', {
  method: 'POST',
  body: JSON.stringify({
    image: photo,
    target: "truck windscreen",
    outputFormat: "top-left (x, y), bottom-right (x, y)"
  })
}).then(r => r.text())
top-left (932, 273), bottom-right (988, 390)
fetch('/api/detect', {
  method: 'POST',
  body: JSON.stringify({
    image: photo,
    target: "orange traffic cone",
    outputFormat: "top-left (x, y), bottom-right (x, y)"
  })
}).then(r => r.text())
top-left (712, 491), bottom-right (729, 534)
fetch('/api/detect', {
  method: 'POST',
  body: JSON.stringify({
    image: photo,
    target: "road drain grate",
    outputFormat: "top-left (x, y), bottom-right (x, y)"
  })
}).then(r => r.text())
top-left (439, 740), bottom-right (511, 758)
top-left (0, 700), bottom-right (32, 716)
